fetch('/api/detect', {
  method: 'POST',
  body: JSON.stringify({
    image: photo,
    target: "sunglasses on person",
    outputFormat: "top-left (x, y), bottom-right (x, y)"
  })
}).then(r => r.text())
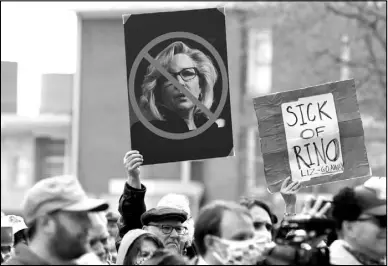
top-left (148, 223), bottom-right (188, 235)
top-left (357, 215), bottom-right (387, 228)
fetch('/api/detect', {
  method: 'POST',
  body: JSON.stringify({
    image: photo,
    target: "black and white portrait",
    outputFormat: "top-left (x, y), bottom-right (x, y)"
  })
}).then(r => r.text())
top-left (124, 8), bottom-right (234, 165)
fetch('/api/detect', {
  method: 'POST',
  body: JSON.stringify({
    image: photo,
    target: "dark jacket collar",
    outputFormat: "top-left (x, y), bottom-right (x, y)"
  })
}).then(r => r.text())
top-left (158, 105), bottom-right (209, 130)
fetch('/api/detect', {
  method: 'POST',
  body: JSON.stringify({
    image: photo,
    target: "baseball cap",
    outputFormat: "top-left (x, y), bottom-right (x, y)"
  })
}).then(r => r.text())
top-left (354, 176), bottom-right (386, 215)
top-left (1, 215), bottom-right (27, 234)
top-left (141, 207), bottom-right (188, 226)
top-left (22, 175), bottom-right (109, 224)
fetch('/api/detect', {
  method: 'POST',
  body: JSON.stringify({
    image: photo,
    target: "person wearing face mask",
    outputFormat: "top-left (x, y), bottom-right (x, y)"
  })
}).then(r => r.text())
top-left (239, 198), bottom-right (277, 243)
top-left (130, 41), bottom-right (233, 165)
top-left (240, 177), bottom-right (302, 242)
top-left (193, 200), bottom-right (271, 265)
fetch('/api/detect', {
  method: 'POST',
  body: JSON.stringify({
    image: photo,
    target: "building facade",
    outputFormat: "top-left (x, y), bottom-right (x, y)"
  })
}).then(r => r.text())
top-left (2, 3), bottom-right (385, 218)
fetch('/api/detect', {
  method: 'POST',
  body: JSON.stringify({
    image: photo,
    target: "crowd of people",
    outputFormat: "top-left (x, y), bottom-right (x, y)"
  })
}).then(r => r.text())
top-left (1, 150), bottom-right (386, 265)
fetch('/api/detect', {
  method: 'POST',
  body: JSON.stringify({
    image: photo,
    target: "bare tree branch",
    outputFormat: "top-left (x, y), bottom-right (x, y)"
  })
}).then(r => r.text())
top-left (313, 48), bottom-right (383, 73)
top-left (325, 2), bottom-right (386, 50)
top-left (364, 32), bottom-right (387, 90)
top-left (325, 3), bottom-right (370, 24)
top-left (354, 4), bottom-right (387, 50)
top-left (353, 1), bottom-right (386, 23)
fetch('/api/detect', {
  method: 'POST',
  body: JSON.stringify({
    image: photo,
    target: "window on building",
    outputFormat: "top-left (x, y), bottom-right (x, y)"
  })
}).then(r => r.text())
top-left (35, 137), bottom-right (65, 180)
top-left (246, 28), bottom-right (273, 97)
top-left (14, 156), bottom-right (30, 188)
top-left (43, 155), bottom-right (65, 178)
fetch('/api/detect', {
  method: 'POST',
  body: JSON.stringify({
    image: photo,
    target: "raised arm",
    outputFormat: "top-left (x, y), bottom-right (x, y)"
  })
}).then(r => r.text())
top-left (116, 150), bottom-right (147, 249)
top-left (280, 176), bottom-right (301, 219)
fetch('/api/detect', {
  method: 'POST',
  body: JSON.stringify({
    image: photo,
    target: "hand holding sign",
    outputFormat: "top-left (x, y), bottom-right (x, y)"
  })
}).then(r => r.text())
top-left (123, 150), bottom-right (143, 189)
top-left (280, 177), bottom-right (302, 215)
top-left (280, 177), bottom-right (302, 206)
top-left (253, 79), bottom-right (371, 193)
top-left (124, 8), bottom-right (234, 165)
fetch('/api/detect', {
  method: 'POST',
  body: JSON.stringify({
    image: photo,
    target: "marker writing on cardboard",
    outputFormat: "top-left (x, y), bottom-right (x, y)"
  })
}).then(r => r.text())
top-left (285, 99), bottom-right (341, 177)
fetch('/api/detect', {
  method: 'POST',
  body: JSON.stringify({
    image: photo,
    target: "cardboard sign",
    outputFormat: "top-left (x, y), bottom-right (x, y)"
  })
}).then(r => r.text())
top-left (123, 8), bottom-right (234, 165)
top-left (253, 79), bottom-right (371, 193)
top-left (281, 93), bottom-right (344, 181)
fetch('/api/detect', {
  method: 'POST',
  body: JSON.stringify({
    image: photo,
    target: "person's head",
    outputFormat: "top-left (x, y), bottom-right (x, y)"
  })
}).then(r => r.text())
top-left (194, 200), bottom-right (260, 265)
top-left (22, 175), bottom-right (109, 262)
top-left (140, 41), bottom-right (217, 120)
top-left (116, 229), bottom-right (164, 265)
top-left (331, 177), bottom-right (386, 260)
top-left (106, 211), bottom-right (120, 239)
top-left (145, 248), bottom-right (189, 265)
top-left (156, 194), bottom-right (194, 254)
top-left (88, 212), bottom-right (111, 263)
top-left (2, 215), bottom-right (28, 246)
top-left (141, 207), bottom-right (188, 254)
top-left (240, 197), bottom-right (278, 241)
top-left (1, 224), bottom-right (13, 263)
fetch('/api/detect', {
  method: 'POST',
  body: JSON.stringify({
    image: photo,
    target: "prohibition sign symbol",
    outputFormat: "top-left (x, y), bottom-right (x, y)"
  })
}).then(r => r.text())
top-left (128, 31), bottom-right (229, 140)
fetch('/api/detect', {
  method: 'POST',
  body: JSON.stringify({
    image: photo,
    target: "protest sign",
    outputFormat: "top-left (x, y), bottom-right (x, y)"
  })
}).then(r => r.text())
top-left (123, 8), bottom-right (234, 165)
top-left (253, 79), bottom-right (371, 193)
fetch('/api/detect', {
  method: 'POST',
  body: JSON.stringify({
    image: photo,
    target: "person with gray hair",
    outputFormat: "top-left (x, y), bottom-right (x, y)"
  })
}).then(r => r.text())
top-left (156, 193), bottom-right (195, 256)
top-left (116, 150), bottom-right (194, 257)
top-left (130, 41), bottom-right (233, 165)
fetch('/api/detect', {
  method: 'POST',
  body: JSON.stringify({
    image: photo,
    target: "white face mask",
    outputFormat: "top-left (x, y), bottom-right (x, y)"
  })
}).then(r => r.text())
top-left (211, 236), bottom-right (271, 265)
top-left (254, 230), bottom-right (272, 244)
top-left (74, 252), bottom-right (105, 265)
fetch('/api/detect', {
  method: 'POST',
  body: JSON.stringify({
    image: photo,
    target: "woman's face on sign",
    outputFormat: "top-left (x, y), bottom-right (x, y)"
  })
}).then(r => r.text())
top-left (161, 53), bottom-right (201, 113)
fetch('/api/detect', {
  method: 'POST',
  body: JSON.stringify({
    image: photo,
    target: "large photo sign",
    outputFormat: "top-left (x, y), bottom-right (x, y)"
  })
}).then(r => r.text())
top-left (123, 8), bottom-right (234, 165)
top-left (253, 79), bottom-right (371, 193)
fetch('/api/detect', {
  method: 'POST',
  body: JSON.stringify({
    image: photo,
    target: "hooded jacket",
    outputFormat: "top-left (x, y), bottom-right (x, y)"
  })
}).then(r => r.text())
top-left (116, 229), bottom-right (158, 265)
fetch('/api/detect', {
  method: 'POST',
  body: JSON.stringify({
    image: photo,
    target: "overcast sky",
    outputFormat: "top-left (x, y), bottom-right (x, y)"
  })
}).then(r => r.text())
top-left (1, 2), bottom-right (223, 116)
